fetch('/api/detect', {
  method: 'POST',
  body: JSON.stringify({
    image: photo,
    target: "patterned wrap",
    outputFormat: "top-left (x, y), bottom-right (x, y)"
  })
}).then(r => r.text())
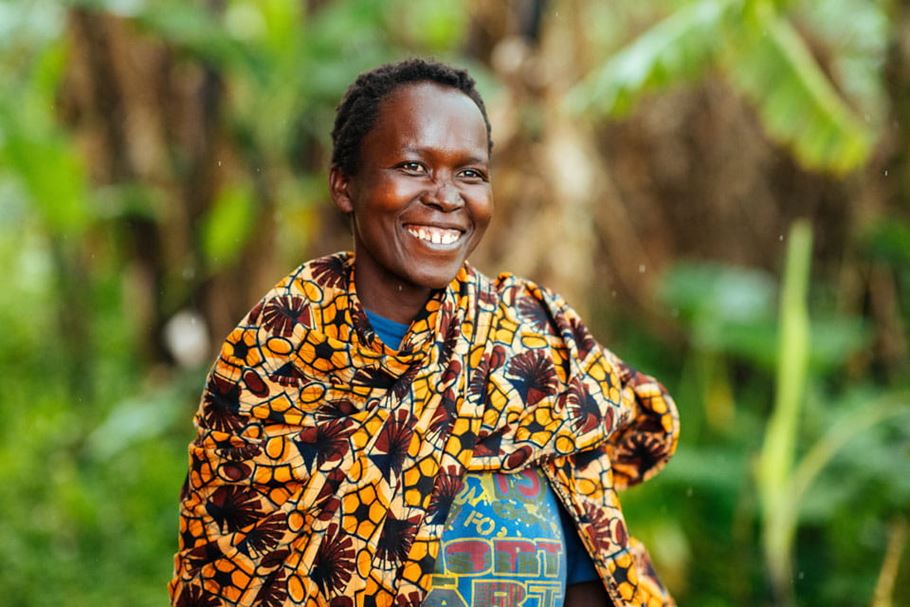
top-left (169, 252), bottom-right (680, 607)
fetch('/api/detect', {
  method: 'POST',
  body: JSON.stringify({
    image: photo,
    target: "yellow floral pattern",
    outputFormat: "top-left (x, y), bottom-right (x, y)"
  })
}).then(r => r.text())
top-left (169, 252), bottom-right (680, 607)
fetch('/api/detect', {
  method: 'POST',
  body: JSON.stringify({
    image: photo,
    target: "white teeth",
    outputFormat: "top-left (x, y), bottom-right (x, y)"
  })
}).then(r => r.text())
top-left (407, 226), bottom-right (460, 245)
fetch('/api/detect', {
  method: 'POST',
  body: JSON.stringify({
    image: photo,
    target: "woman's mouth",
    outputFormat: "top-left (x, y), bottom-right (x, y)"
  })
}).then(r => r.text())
top-left (405, 225), bottom-right (463, 246)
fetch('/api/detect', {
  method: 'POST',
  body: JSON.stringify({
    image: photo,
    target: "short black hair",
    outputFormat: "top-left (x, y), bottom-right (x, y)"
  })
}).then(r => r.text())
top-left (331, 58), bottom-right (492, 176)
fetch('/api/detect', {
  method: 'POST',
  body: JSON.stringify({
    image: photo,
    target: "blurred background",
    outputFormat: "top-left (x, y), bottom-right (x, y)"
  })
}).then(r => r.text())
top-left (1, 0), bottom-right (908, 605)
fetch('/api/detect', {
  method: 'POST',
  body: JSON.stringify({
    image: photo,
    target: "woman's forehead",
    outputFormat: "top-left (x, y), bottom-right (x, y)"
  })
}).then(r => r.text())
top-left (365, 82), bottom-right (490, 160)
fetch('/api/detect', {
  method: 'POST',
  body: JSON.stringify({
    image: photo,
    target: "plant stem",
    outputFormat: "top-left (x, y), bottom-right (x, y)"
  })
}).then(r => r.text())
top-left (756, 219), bottom-right (813, 603)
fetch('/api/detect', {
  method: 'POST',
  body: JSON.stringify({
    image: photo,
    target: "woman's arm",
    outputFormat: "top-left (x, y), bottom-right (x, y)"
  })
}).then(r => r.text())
top-left (603, 357), bottom-right (680, 490)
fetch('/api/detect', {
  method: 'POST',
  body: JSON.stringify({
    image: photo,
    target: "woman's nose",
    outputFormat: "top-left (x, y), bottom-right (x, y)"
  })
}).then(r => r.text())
top-left (422, 181), bottom-right (463, 211)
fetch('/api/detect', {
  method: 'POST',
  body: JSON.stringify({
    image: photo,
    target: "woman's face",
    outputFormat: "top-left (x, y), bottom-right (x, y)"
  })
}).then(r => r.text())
top-left (330, 82), bottom-right (493, 298)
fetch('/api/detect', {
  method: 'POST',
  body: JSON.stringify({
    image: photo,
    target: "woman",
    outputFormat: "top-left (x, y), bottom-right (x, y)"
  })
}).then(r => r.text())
top-left (170, 59), bottom-right (679, 607)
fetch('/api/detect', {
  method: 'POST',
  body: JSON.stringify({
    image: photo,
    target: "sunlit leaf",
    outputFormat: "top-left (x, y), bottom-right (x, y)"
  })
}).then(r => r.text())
top-left (659, 261), bottom-right (778, 364)
top-left (86, 382), bottom-right (187, 460)
top-left (660, 259), bottom-right (871, 371)
top-left (727, 16), bottom-right (873, 173)
top-left (659, 261), bottom-right (776, 322)
top-left (201, 183), bottom-right (256, 270)
top-left (0, 0), bottom-right (66, 53)
top-left (81, 0), bottom-right (254, 68)
top-left (566, 0), bottom-right (736, 115)
top-left (795, 0), bottom-right (888, 126)
top-left (570, 0), bottom-right (875, 173)
top-left (391, 0), bottom-right (468, 52)
top-left (809, 316), bottom-right (870, 371)
top-left (0, 112), bottom-right (90, 236)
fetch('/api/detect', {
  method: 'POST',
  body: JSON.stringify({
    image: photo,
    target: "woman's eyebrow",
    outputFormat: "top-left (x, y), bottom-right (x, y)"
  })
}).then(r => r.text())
top-left (462, 154), bottom-right (490, 165)
top-left (400, 146), bottom-right (488, 164)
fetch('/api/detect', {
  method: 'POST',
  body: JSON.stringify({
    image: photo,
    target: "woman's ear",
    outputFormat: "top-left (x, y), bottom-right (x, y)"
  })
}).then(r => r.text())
top-left (329, 166), bottom-right (354, 214)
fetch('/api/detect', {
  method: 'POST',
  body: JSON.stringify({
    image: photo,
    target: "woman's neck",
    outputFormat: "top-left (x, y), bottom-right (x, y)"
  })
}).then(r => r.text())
top-left (352, 255), bottom-right (433, 325)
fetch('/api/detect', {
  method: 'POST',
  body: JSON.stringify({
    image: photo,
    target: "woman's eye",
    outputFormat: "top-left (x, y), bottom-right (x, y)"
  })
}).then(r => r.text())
top-left (399, 162), bottom-right (425, 173)
top-left (459, 168), bottom-right (487, 180)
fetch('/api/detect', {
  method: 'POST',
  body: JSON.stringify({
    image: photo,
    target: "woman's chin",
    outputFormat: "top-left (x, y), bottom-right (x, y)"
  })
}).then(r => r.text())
top-left (408, 261), bottom-right (467, 291)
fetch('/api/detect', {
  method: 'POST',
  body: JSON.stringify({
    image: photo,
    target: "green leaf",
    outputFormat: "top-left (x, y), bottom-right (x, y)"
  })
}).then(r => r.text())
top-left (659, 261), bottom-right (776, 323)
top-left (862, 218), bottom-right (910, 266)
top-left (809, 316), bottom-right (870, 371)
top-left (86, 369), bottom-right (204, 459)
top-left (391, 0), bottom-right (468, 52)
top-left (566, 0), bottom-right (736, 116)
top-left (795, 0), bottom-right (889, 125)
top-left (659, 262), bottom-right (779, 366)
top-left (658, 446), bottom-right (749, 493)
top-left (726, 16), bottom-right (874, 173)
top-left (789, 394), bottom-right (910, 522)
top-left (107, 0), bottom-right (252, 69)
top-left (0, 39), bottom-right (90, 236)
top-left (0, 111), bottom-right (90, 236)
top-left (201, 183), bottom-right (256, 270)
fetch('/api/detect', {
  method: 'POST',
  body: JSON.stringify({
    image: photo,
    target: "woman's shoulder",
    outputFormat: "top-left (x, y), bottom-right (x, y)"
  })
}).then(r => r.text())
top-left (277, 251), bottom-right (353, 295)
top-left (462, 264), bottom-right (582, 339)
top-left (235, 252), bottom-right (353, 333)
top-left (487, 269), bottom-right (570, 314)
top-left (250, 252), bottom-right (354, 304)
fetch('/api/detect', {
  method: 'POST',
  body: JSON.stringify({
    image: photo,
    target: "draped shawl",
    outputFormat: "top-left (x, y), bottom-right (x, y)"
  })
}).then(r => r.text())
top-left (169, 252), bottom-right (679, 607)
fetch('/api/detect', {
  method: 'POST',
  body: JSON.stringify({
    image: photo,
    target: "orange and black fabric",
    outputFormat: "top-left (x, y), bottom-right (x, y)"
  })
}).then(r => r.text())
top-left (169, 252), bottom-right (680, 607)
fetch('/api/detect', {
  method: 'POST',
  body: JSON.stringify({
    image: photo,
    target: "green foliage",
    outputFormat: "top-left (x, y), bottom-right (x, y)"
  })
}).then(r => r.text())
top-left (659, 261), bottom-right (871, 373)
top-left (659, 262), bottom-right (778, 367)
top-left (864, 218), bottom-right (910, 266)
top-left (728, 16), bottom-right (872, 173)
top-left (796, 0), bottom-right (889, 123)
top-left (0, 216), bottom-right (191, 605)
top-left (567, 0), bottom-right (735, 116)
top-left (651, 225), bottom-right (910, 605)
top-left (568, 0), bottom-right (879, 173)
top-left (0, 43), bottom-right (90, 236)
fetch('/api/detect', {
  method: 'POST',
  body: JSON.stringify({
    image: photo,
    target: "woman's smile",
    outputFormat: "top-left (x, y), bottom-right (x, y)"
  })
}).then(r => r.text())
top-left (404, 224), bottom-right (463, 246)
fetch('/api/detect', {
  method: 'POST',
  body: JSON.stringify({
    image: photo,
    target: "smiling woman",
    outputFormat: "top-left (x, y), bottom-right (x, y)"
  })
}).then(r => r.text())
top-left (329, 81), bottom-right (493, 323)
top-left (169, 58), bottom-right (680, 607)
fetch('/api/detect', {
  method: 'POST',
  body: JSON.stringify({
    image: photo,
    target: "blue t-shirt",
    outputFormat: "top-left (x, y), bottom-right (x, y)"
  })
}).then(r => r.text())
top-left (425, 469), bottom-right (598, 607)
top-left (364, 309), bottom-right (599, 606)
top-left (365, 309), bottom-right (410, 350)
